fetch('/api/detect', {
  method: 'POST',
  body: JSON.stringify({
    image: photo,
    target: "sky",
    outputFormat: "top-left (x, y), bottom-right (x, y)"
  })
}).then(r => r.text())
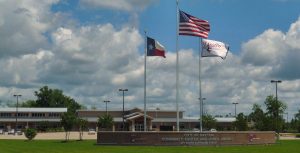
top-left (0, 0), bottom-right (300, 120)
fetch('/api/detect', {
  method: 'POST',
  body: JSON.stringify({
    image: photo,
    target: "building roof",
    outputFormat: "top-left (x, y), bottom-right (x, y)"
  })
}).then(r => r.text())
top-left (77, 108), bottom-right (184, 113)
top-left (0, 118), bottom-right (62, 122)
top-left (182, 116), bottom-right (236, 123)
top-left (215, 117), bottom-right (236, 123)
top-left (80, 117), bottom-right (123, 122)
top-left (125, 112), bottom-right (153, 120)
top-left (153, 118), bottom-right (199, 123)
top-left (0, 107), bottom-right (67, 113)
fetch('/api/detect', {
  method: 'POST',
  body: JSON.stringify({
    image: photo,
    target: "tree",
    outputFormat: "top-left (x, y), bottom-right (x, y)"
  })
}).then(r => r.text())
top-left (36, 121), bottom-right (50, 132)
top-left (234, 113), bottom-right (248, 131)
top-left (249, 103), bottom-right (276, 131)
top-left (24, 128), bottom-right (37, 141)
top-left (295, 110), bottom-right (300, 120)
top-left (30, 86), bottom-right (82, 113)
top-left (20, 100), bottom-right (37, 107)
top-left (202, 114), bottom-right (217, 130)
top-left (97, 114), bottom-right (114, 131)
top-left (61, 112), bottom-right (77, 141)
top-left (249, 104), bottom-right (265, 130)
top-left (264, 95), bottom-right (286, 132)
top-left (248, 96), bottom-right (287, 132)
top-left (77, 118), bottom-right (88, 141)
top-left (265, 95), bottom-right (286, 118)
top-left (292, 110), bottom-right (300, 132)
top-left (34, 86), bottom-right (56, 107)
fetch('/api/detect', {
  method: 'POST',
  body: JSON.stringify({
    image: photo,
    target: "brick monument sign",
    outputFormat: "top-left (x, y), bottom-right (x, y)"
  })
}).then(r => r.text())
top-left (97, 131), bottom-right (275, 146)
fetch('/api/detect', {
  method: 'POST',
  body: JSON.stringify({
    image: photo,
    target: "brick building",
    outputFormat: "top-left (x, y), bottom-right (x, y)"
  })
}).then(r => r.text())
top-left (78, 108), bottom-right (201, 131)
top-left (0, 107), bottom-right (235, 132)
top-left (0, 107), bottom-right (67, 131)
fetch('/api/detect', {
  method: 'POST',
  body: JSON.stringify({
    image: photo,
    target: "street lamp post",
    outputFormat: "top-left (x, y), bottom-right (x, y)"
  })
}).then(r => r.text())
top-left (199, 97), bottom-right (206, 132)
top-left (202, 98), bottom-right (206, 116)
top-left (103, 100), bottom-right (110, 115)
top-left (232, 102), bottom-right (239, 131)
top-left (155, 107), bottom-right (160, 118)
top-left (284, 112), bottom-right (288, 130)
top-left (232, 102), bottom-right (239, 117)
top-left (119, 89), bottom-right (128, 131)
top-left (13, 94), bottom-right (22, 134)
top-left (271, 80), bottom-right (282, 132)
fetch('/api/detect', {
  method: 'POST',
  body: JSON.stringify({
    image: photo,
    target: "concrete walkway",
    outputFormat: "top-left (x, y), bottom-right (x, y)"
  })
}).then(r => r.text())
top-left (1, 132), bottom-right (299, 140)
top-left (0, 132), bottom-right (97, 140)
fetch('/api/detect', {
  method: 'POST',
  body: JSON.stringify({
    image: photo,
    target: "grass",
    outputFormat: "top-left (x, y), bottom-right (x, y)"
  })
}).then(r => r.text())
top-left (0, 140), bottom-right (299, 153)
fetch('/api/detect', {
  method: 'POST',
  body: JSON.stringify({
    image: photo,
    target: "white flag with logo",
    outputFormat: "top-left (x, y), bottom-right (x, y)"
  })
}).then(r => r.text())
top-left (201, 39), bottom-right (229, 59)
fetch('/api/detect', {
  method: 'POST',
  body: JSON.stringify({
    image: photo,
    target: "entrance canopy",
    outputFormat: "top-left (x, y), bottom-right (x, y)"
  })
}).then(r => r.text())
top-left (125, 112), bottom-right (153, 121)
top-left (124, 112), bottom-right (153, 131)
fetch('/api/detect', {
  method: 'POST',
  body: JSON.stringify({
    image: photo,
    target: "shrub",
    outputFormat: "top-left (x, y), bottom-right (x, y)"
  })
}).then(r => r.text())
top-left (97, 114), bottom-right (114, 131)
top-left (25, 128), bottom-right (37, 140)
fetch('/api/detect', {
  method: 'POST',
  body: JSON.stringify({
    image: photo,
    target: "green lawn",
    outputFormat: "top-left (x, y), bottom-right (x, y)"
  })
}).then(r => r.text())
top-left (0, 140), bottom-right (299, 153)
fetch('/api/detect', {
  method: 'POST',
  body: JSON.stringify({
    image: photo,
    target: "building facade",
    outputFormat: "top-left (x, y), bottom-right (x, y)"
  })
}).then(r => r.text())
top-left (78, 108), bottom-right (201, 131)
top-left (0, 107), bottom-right (67, 131)
top-left (0, 107), bottom-right (235, 132)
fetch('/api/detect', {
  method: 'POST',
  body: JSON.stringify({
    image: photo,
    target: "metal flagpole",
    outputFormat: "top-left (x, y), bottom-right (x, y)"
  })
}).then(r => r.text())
top-left (199, 38), bottom-right (203, 132)
top-left (144, 30), bottom-right (147, 131)
top-left (176, 0), bottom-right (180, 132)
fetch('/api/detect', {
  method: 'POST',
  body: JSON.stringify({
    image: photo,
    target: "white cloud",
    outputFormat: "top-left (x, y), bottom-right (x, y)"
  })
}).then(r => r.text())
top-left (241, 17), bottom-right (300, 80)
top-left (1, 0), bottom-right (300, 120)
top-left (237, 16), bottom-right (300, 117)
top-left (241, 29), bottom-right (286, 66)
top-left (0, 0), bottom-right (59, 57)
top-left (112, 75), bottom-right (127, 85)
top-left (0, 50), bottom-right (53, 87)
top-left (36, 24), bottom-right (144, 108)
top-left (286, 17), bottom-right (300, 49)
top-left (80, 0), bottom-right (157, 12)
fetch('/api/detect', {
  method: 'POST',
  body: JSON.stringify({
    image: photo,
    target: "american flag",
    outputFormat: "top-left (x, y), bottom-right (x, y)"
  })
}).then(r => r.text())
top-left (179, 10), bottom-right (210, 38)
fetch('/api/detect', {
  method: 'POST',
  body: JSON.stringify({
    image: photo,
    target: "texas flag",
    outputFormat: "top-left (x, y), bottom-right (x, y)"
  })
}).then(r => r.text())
top-left (147, 37), bottom-right (166, 58)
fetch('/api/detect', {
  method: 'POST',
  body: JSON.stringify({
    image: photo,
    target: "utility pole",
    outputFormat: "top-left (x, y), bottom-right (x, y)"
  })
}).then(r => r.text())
top-left (232, 102), bottom-right (239, 117)
top-left (271, 80), bottom-right (282, 133)
top-left (119, 89), bottom-right (128, 131)
top-left (103, 100), bottom-right (110, 115)
top-left (14, 94), bottom-right (22, 134)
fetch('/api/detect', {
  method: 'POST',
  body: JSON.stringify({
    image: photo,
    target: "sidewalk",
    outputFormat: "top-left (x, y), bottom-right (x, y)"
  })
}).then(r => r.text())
top-left (0, 132), bottom-right (97, 140)
top-left (279, 133), bottom-right (300, 140)
top-left (1, 131), bottom-right (299, 140)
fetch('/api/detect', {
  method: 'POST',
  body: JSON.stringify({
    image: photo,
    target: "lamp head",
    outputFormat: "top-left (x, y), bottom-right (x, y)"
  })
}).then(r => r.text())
top-left (271, 80), bottom-right (282, 83)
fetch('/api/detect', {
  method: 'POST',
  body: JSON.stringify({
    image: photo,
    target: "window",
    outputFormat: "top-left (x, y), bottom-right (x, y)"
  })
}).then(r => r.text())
top-left (48, 113), bottom-right (61, 118)
top-left (17, 113), bottom-right (29, 117)
top-left (135, 124), bottom-right (144, 131)
top-left (32, 113), bottom-right (45, 117)
top-left (0, 113), bottom-right (11, 117)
